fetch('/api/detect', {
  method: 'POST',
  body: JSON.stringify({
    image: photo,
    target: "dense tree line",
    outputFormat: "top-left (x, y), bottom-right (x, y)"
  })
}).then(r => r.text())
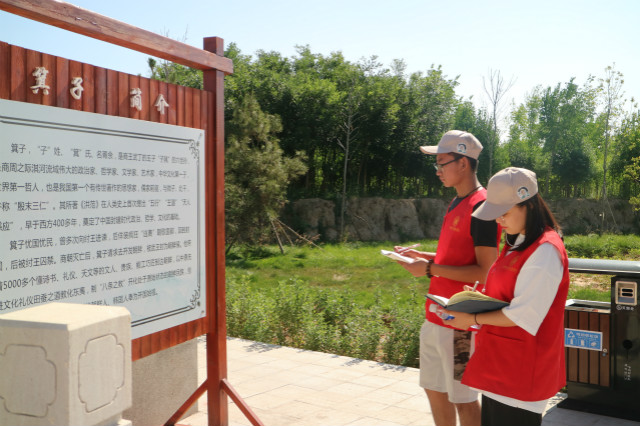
top-left (224, 44), bottom-right (495, 199)
top-left (149, 47), bottom-right (640, 243)
top-left (225, 47), bottom-right (640, 201)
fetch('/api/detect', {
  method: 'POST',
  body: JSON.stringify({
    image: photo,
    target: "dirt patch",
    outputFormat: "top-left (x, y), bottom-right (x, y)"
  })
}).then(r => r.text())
top-left (332, 273), bottom-right (351, 281)
top-left (570, 274), bottom-right (611, 291)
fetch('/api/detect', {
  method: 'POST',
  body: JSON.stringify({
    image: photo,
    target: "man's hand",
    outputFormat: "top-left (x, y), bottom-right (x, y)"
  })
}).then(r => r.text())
top-left (394, 246), bottom-right (436, 260)
top-left (396, 258), bottom-right (428, 277)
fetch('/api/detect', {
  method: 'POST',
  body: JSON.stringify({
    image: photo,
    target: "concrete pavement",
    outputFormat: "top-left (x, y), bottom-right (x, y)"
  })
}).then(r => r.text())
top-left (178, 337), bottom-right (639, 426)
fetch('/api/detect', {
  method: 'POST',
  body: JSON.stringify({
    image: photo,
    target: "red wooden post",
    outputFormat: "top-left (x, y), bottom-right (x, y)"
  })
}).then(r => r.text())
top-left (203, 36), bottom-right (228, 426)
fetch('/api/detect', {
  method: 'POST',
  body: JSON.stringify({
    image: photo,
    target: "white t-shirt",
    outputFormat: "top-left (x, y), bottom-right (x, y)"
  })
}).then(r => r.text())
top-left (478, 234), bottom-right (564, 413)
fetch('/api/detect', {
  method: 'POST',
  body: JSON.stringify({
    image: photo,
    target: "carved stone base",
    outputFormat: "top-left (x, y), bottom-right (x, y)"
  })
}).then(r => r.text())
top-left (0, 303), bottom-right (132, 425)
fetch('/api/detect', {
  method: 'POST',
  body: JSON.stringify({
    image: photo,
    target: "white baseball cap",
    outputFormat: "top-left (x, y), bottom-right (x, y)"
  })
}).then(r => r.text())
top-left (419, 130), bottom-right (483, 160)
top-left (472, 167), bottom-right (538, 221)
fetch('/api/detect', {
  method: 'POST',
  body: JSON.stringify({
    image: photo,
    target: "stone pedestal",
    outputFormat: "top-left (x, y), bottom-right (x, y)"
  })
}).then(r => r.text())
top-left (0, 303), bottom-right (132, 426)
top-left (124, 338), bottom-right (198, 426)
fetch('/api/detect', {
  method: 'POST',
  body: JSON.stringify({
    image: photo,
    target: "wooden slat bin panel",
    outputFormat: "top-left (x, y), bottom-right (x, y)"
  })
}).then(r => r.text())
top-left (565, 300), bottom-right (611, 387)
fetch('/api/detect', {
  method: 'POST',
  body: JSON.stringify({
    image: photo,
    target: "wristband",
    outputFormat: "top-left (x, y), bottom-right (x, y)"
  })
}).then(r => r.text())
top-left (425, 260), bottom-right (433, 278)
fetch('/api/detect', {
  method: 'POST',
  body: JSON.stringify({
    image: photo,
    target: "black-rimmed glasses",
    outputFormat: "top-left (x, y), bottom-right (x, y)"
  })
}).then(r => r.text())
top-left (433, 157), bottom-right (460, 172)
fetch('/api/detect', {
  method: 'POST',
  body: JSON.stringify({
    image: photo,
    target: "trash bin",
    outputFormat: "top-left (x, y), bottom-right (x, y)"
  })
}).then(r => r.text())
top-left (611, 278), bottom-right (640, 399)
top-left (564, 299), bottom-right (611, 387)
top-left (559, 258), bottom-right (640, 421)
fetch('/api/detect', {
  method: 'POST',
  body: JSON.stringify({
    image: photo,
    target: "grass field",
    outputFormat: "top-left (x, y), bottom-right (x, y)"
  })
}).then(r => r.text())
top-left (228, 233), bottom-right (640, 305)
top-left (225, 234), bottom-right (640, 365)
top-left (228, 241), bottom-right (434, 307)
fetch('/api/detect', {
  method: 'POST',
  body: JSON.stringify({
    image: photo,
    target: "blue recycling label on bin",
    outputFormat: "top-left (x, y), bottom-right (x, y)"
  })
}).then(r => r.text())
top-left (564, 329), bottom-right (603, 351)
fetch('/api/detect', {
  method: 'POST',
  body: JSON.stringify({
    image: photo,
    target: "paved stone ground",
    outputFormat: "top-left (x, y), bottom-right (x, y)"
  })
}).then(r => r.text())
top-left (177, 337), bottom-right (639, 426)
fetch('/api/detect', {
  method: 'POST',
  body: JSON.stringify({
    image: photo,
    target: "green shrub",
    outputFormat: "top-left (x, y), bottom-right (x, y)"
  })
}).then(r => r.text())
top-left (226, 275), bottom-right (273, 342)
top-left (565, 234), bottom-right (640, 259)
top-left (301, 315), bottom-right (341, 353)
top-left (270, 278), bottom-right (312, 346)
top-left (380, 290), bottom-right (423, 366)
top-left (226, 236), bottom-right (638, 367)
top-left (346, 302), bottom-right (384, 361)
top-left (226, 274), bottom-right (421, 367)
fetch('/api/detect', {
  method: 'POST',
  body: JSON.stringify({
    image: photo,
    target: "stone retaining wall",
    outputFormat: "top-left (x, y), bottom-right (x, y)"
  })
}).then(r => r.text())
top-left (282, 197), bottom-right (640, 242)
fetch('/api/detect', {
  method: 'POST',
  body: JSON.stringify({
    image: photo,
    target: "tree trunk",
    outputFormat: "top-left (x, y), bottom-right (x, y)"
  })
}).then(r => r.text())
top-left (602, 110), bottom-right (611, 200)
top-left (340, 114), bottom-right (352, 240)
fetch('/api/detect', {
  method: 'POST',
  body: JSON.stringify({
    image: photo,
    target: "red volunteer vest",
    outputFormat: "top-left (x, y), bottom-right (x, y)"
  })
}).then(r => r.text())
top-left (426, 188), bottom-right (492, 328)
top-left (461, 228), bottom-right (570, 401)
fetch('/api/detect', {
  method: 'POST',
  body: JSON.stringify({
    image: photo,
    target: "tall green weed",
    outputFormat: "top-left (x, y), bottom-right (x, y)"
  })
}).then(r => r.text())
top-left (226, 275), bottom-right (423, 367)
top-left (226, 235), bottom-right (640, 366)
top-left (564, 234), bottom-right (640, 259)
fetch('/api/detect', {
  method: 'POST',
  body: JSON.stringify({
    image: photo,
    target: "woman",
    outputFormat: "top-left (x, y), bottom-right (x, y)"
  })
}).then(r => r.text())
top-left (441, 167), bottom-right (569, 426)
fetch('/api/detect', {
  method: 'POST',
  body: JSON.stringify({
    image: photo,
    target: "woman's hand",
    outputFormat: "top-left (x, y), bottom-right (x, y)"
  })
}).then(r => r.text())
top-left (463, 284), bottom-right (487, 293)
top-left (440, 308), bottom-right (477, 330)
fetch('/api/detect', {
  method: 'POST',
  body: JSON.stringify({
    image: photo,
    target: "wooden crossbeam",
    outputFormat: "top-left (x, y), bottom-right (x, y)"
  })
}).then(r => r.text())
top-left (0, 0), bottom-right (233, 74)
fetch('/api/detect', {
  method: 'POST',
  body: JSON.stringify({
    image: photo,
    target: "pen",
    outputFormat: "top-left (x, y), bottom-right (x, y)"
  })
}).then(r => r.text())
top-left (472, 280), bottom-right (479, 292)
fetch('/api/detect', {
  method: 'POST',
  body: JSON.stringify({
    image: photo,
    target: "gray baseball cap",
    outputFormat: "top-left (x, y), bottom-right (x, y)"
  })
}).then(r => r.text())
top-left (472, 167), bottom-right (538, 221)
top-left (419, 130), bottom-right (483, 160)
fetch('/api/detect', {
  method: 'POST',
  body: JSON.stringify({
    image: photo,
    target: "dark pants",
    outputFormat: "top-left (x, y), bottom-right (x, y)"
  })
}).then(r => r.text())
top-left (481, 395), bottom-right (542, 426)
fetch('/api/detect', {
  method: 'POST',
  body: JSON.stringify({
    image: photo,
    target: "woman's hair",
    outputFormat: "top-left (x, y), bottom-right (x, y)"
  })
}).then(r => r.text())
top-left (509, 193), bottom-right (562, 252)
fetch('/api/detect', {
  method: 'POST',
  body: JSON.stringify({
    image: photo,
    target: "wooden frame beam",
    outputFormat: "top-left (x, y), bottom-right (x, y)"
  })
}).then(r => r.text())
top-left (0, 0), bottom-right (233, 74)
top-left (0, 3), bottom-right (251, 424)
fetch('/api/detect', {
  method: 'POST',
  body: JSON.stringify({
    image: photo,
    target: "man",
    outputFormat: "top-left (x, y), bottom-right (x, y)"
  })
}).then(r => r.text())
top-left (396, 130), bottom-right (500, 426)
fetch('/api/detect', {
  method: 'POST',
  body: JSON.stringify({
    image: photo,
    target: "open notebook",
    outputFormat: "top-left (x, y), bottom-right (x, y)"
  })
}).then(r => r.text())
top-left (427, 291), bottom-right (509, 313)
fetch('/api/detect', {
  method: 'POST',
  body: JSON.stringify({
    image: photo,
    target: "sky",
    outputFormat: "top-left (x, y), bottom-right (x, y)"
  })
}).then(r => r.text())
top-left (1, 0), bottom-right (639, 127)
